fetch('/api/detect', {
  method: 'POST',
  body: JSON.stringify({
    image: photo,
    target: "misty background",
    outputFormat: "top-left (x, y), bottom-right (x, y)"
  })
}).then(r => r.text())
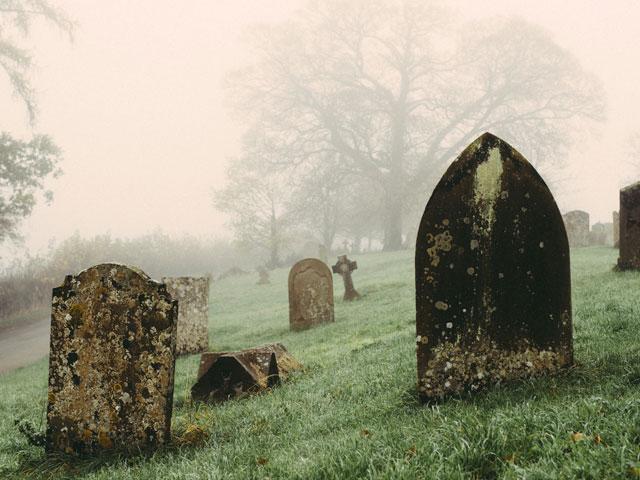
top-left (1, 0), bottom-right (639, 320)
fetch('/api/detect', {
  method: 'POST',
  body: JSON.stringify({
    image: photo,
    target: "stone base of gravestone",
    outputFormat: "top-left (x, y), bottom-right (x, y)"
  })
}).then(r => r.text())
top-left (162, 276), bottom-right (210, 355)
top-left (46, 264), bottom-right (177, 455)
top-left (191, 343), bottom-right (301, 403)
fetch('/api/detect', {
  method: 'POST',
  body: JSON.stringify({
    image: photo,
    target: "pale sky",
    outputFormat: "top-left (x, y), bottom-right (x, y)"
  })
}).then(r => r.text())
top-left (2, 0), bottom-right (639, 260)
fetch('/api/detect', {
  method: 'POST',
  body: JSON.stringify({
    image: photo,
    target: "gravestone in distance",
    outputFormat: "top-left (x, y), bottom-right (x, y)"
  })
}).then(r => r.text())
top-left (332, 255), bottom-right (361, 301)
top-left (46, 263), bottom-right (178, 454)
top-left (416, 133), bottom-right (572, 401)
top-left (562, 210), bottom-right (590, 248)
top-left (257, 267), bottom-right (271, 285)
top-left (617, 182), bottom-right (640, 270)
top-left (613, 210), bottom-right (620, 248)
top-left (589, 222), bottom-right (611, 246)
top-left (288, 258), bottom-right (334, 331)
top-left (162, 276), bottom-right (210, 355)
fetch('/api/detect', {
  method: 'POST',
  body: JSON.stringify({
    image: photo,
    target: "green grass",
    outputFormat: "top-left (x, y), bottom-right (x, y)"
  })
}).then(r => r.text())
top-left (1, 247), bottom-right (640, 479)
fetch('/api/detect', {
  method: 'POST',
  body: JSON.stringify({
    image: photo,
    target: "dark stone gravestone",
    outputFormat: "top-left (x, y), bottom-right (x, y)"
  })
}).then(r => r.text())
top-left (332, 255), bottom-right (361, 301)
top-left (46, 263), bottom-right (178, 454)
top-left (191, 343), bottom-right (301, 403)
top-left (562, 210), bottom-right (590, 248)
top-left (415, 133), bottom-right (572, 401)
top-left (288, 258), bottom-right (334, 331)
top-left (613, 210), bottom-right (620, 248)
top-left (162, 276), bottom-right (210, 355)
top-left (617, 182), bottom-right (640, 270)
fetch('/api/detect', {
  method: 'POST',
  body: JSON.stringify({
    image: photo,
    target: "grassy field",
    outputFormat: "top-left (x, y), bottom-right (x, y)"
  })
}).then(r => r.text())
top-left (1, 247), bottom-right (640, 479)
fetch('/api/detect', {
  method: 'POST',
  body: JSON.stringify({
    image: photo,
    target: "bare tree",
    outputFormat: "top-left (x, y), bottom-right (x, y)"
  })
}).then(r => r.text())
top-left (213, 153), bottom-right (291, 268)
top-left (228, 0), bottom-right (604, 251)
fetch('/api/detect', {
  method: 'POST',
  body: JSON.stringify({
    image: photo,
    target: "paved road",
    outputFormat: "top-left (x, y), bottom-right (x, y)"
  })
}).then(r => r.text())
top-left (0, 318), bottom-right (50, 375)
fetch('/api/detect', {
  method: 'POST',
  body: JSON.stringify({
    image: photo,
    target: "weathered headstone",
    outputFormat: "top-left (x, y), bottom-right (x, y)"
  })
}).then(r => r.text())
top-left (562, 210), bottom-right (590, 248)
top-left (332, 255), bottom-right (361, 301)
top-left (257, 267), bottom-right (270, 285)
top-left (288, 258), bottom-right (334, 331)
top-left (416, 133), bottom-right (572, 401)
top-left (46, 263), bottom-right (177, 454)
top-left (613, 210), bottom-right (620, 248)
top-left (162, 276), bottom-right (210, 355)
top-left (191, 343), bottom-right (301, 403)
top-left (617, 182), bottom-right (640, 270)
top-left (589, 222), bottom-right (613, 247)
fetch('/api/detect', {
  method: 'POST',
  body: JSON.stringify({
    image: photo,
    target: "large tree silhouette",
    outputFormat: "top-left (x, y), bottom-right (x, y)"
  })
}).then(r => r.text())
top-left (228, 0), bottom-right (604, 250)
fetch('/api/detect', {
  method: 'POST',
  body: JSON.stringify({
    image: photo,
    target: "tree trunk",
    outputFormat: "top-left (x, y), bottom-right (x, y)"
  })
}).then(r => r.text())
top-left (383, 195), bottom-right (403, 251)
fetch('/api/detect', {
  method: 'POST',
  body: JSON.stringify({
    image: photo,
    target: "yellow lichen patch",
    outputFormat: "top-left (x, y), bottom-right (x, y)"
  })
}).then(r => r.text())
top-left (98, 431), bottom-right (113, 449)
top-left (473, 146), bottom-right (504, 232)
top-left (426, 231), bottom-right (453, 267)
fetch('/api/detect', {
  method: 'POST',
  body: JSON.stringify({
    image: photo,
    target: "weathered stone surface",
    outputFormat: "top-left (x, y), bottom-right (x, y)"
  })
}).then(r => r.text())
top-left (617, 182), bottom-right (640, 270)
top-left (288, 258), bottom-right (334, 331)
top-left (162, 276), bottom-right (210, 355)
top-left (332, 255), bottom-right (361, 301)
top-left (46, 263), bottom-right (177, 454)
top-left (589, 222), bottom-right (613, 247)
top-left (562, 210), bottom-right (590, 248)
top-left (613, 210), bottom-right (620, 248)
top-left (191, 343), bottom-right (301, 403)
top-left (416, 133), bottom-right (572, 401)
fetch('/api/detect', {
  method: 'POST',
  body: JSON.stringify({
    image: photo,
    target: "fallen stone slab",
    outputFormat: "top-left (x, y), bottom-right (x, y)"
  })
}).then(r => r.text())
top-left (191, 343), bottom-right (301, 403)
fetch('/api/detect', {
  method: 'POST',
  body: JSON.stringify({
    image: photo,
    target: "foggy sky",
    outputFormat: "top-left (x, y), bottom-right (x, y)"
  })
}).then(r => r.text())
top-left (2, 0), bottom-right (639, 261)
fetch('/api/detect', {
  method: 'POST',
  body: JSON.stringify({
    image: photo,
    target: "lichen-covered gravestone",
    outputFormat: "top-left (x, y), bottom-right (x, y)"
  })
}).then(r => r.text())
top-left (162, 276), bottom-right (210, 355)
top-left (46, 264), bottom-right (178, 454)
top-left (288, 258), bottom-right (334, 331)
top-left (617, 182), bottom-right (640, 270)
top-left (416, 133), bottom-right (572, 401)
top-left (562, 210), bottom-right (589, 248)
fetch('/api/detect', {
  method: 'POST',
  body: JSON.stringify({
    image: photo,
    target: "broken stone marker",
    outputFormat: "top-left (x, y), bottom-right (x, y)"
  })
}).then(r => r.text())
top-left (162, 276), bottom-right (210, 355)
top-left (191, 343), bottom-right (301, 403)
top-left (613, 211), bottom-right (620, 248)
top-left (562, 210), bottom-right (590, 248)
top-left (46, 263), bottom-right (178, 454)
top-left (332, 255), bottom-right (361, 301)
top-left (288, 258), bottom-right (334, 331)
top-left (617, 182), bottom-right (640, 270)
top-left (416, 133), bottom-right (572, 402)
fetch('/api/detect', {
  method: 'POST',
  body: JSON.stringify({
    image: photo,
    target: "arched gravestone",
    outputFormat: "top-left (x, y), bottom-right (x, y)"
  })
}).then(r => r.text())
top-left (562, 210), bottom-right (590, 248)
top-left (288, 258), bottom-right (334, 331)
top-left (46, 264), bottom-right (178, 454)
top-left (416, 133), bottom-right (572, 401)
top-left (162, 276), bottom-right (210, 355)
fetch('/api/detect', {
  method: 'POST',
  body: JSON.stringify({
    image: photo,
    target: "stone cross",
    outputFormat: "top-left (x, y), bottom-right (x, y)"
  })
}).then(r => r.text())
top-left (46, 263), bottom-right (177, 454)
top-left (162, 276), bottom-right (210, 355)
top-left (617, 182), bottom-right (640, 270)
top-left (332, 255), bottom-right (360, 301)
top-left (415, 133), bottom-right (572, 402)
top-left (288, 258), bottom-right (334, 331)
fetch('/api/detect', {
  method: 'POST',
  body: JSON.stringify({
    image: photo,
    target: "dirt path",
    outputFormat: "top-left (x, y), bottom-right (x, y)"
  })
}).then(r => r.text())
top-left (0, 318), bottom-right (50, 375)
